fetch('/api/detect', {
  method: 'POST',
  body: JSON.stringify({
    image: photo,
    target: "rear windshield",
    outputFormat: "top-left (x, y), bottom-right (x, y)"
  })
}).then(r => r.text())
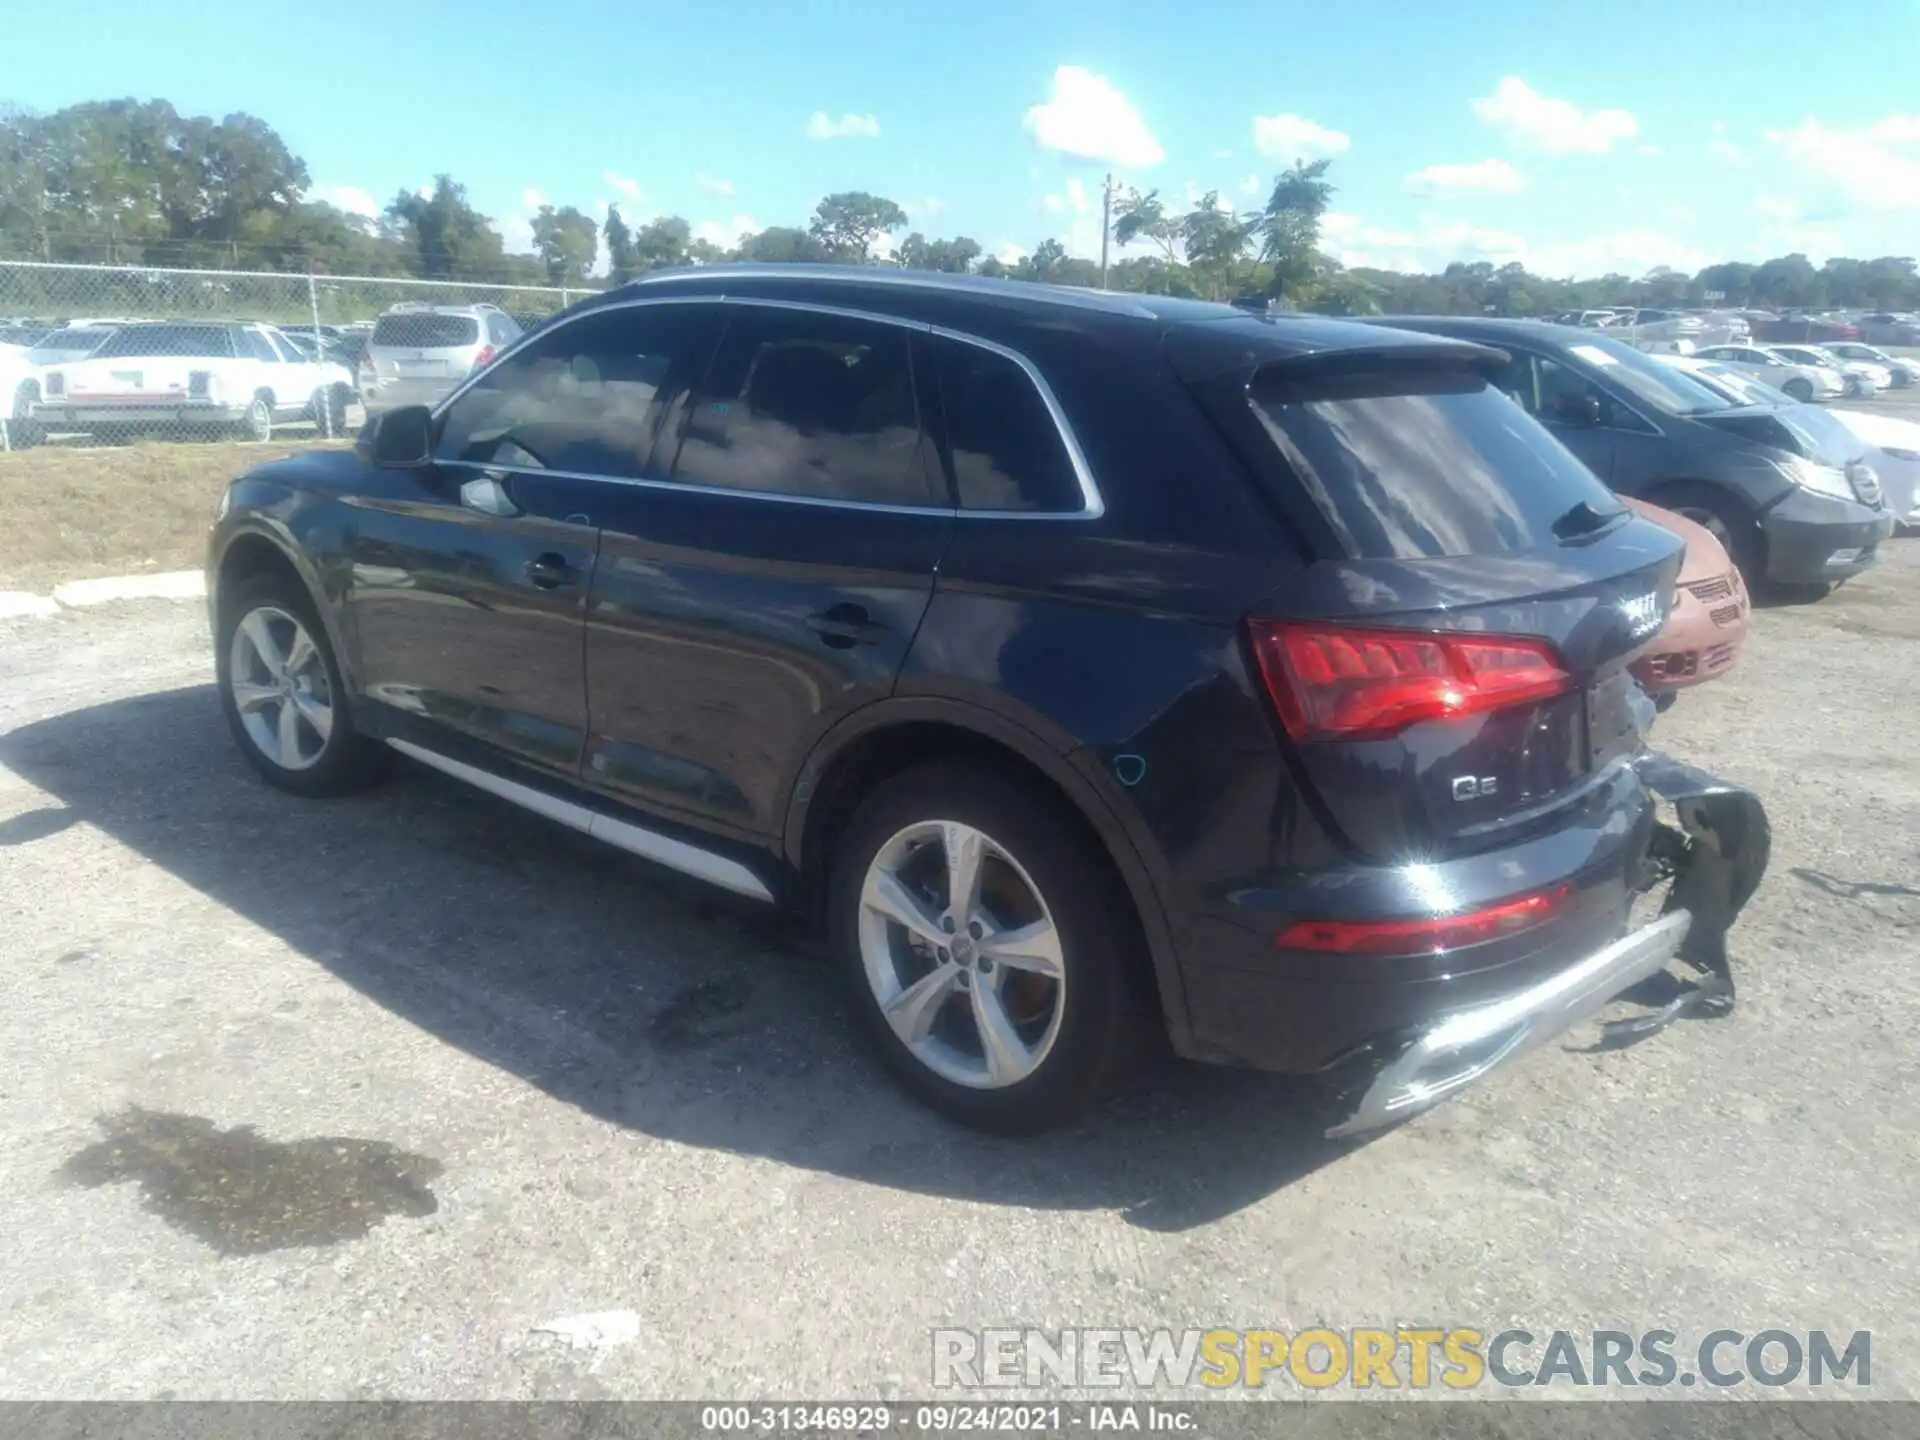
top-left (373, 313), bottom-right (481, 348)
top-left (92, 325), bottom-right (235, 360)
top-left (27, 327), bottom-right (112, 361)
top-left (1251, 366), bottom-right (1627, 560)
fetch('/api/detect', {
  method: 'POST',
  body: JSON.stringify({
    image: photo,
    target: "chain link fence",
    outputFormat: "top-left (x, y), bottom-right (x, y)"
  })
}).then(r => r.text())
top-left (1, 260), bottom-right (600, 451)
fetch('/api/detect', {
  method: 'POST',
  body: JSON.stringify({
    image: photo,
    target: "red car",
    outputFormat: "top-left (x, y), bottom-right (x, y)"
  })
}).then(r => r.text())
top-left (1621, 496), bottom-right (1751, 697)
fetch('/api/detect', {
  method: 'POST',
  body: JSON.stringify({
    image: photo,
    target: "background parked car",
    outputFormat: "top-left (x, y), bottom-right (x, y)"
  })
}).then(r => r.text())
top-left (34, 320), bottom-right (354, 442)
top-left (1824, 341), bottom-right (1914, 388)
top-left (1752, 315), bottom-right (1861, 344)
top-left (1656, 355), bottom-right (1920, 538)
top-left (1768, 343), bottom-right (1888, 398)
top-left (359, 303), bottom-right (521, 413)
top-left (1854, 313), bottom-right (1920, 346)
top-left (1372, 317), bottom-right (1891, 592)
top-left (1692, 343), bottom-right (1843, 402)
top-left (1618, 495), bottom-right (1750, 700)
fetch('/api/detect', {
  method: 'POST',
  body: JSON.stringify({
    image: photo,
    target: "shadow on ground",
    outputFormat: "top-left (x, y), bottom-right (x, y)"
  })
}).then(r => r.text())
top-left (1, 685), bottom-right (1359, 1232)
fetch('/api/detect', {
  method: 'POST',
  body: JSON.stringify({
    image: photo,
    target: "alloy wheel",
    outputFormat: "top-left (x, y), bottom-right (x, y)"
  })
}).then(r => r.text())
top-left (228, 605), bottom-right (334, 772)
top-left (856, 820), bottom-right (1067, 1089)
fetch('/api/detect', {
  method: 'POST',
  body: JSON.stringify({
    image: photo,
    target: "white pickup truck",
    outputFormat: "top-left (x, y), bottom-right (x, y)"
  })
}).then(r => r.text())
top-left (32, 320), bottom-right (355, 442)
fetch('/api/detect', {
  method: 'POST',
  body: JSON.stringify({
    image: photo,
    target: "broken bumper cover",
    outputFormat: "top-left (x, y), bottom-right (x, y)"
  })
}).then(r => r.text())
top-left (1324, 751), bottom-right (1770, 1139)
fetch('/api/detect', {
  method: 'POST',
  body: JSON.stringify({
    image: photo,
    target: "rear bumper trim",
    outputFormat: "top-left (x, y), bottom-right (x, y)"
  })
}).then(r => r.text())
top-left (1325, 910), bottom-right (1691, 1138)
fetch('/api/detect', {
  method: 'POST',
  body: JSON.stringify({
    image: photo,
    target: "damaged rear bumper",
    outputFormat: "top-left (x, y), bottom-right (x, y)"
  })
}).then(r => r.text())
top-left (1323, 751), bottom-right (1770, 1139)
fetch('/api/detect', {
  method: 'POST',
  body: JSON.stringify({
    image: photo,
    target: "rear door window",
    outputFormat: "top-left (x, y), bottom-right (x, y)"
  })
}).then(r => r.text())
top-left (669, 306), bottom-right (936, 507)
top-left (435, 303), bottom-right (715, 479)
top-left (374, 312), bottom-right (481, 348)
top-left (1249, 365), bottom-right (1626, 559)
top-left (931, 335), bottom-right (1082, 512)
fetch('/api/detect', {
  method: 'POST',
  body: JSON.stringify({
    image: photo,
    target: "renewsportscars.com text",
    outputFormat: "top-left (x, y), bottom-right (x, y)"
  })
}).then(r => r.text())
top-left (931, 1327), bottom-right (1871, 1391)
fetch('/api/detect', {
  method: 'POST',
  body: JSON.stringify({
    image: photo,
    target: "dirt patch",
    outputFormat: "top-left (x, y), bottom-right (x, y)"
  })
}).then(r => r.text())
top-left (0, 439), bottom-right (347, 592)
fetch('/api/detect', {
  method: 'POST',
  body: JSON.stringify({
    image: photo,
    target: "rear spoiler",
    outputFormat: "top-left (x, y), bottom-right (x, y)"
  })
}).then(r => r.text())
top-left (1164, 322), bottom-right (1511, 390)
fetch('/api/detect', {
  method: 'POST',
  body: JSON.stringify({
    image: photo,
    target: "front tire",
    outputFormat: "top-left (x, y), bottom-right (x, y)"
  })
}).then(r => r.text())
top-left (1783, 377), bottom-right (1815, 403)
top-left (829, 763), bottom-right (1148, 1134)
top-left (1655, 482), bottom-right (1763, 587)
top-left (216, 573), bottom-right (385, 797)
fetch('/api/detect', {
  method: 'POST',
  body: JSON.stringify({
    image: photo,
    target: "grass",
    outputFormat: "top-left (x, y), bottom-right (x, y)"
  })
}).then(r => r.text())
top-left (0, 437), bottom-right (348, 592)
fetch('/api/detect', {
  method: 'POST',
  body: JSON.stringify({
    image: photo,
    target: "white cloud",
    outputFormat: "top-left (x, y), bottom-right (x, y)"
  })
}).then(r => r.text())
top-left (1765, 115), bottom-right (1920, 210)
top-left (604, 171), bottom-right (642, 199)
top-left (1067, 176), bottom-right (1090, 212)
top-left (1023, 65), bottom-right (1164, 168)
top-left (694, 214), bottom-right (760, 250)
top-left (1404, 158), bottom-right (1526, 197)
top-left (995, 243), bottom-right (1028, 266)
top-left (698, 174), bottom-right (736, 196)
top-left (315, 184), bottom-right (378, 219)
top-left (1251, 113), bottom-right (1350, 162)
top-left (903, 195), bottom-right (948, 221)
top-left (521, 187), bottom-right (547, 210)
top-left (1040, 193), bottom-right (1066, 215)
top-left (1470, 77), bottom-right (1637, 153)
top-left (1214, 148), bottom-right (1235, 160)
top-left (1755, 195), bottom-right (1801, 221)
top-left (1709, 138), bottom-right (1747, 166)
top-left (806, 111), bottom-right (880, 141)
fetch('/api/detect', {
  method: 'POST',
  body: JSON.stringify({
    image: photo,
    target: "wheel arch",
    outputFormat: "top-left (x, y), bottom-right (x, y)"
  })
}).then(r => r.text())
top-left (784, 697), bottom-right (1194, 1054)
top-left (212, 524), bottom-right (356, 692)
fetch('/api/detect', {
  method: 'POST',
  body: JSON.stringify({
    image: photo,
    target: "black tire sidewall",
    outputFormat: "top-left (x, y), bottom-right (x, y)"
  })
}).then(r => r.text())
top-left (216, 573), bottom-right (379, 797)
top-left (828, 763), bottom-right (1144, 1134)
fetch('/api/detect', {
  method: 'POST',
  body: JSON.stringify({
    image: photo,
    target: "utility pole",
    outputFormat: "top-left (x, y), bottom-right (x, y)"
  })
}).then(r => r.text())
top-left (1100, 172), bottom-right (1113, 289)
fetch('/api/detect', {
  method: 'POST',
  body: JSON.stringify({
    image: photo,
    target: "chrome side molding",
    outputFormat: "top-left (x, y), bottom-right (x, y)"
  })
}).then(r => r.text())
top-left (386, 739), bottom-right (776, 903)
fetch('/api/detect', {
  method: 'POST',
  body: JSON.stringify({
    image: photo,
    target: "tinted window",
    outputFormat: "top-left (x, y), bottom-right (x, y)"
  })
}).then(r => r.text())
top-left (435, 304), bottom-right (710, 478)
top-left (373, 312), bottom-right (481, 348)
top-left (1250, 365), bottom-right (1626, 560)
top-left (670, 307), bottom-right (933, 506)
top-left (242, 330), bottom-right (284, 363)
top-left (934, 337), bottom-right (1081, 512)
top-left (93, 325), bottom-right (235, 360)
top-left (1544, 335), bottom-right (1732, 415)
top-left (487, 314), bottom-right (516, 345)
top-left (27, 327), bottom-right (111, 362)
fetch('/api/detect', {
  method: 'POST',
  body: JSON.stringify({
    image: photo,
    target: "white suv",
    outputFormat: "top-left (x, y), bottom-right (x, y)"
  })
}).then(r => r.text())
top-left (360, 303), bottom-right (521, 412)
top-left (34, 321), bottom-right (354, 442)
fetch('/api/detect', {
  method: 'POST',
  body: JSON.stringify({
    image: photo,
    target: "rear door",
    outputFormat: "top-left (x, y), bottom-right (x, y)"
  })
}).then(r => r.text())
top-left (581, 301), bottom-right (951, 839)
top-left (1177, 341), bottom-right (1683, 859)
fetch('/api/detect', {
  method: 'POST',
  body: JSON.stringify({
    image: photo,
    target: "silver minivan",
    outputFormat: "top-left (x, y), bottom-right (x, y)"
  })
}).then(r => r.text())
top-left (360, 303), bottom-right (520, 412)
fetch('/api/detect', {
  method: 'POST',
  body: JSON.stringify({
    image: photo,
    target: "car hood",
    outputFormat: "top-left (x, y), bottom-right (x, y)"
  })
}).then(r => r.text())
top-left (1830, 408), bottom-right (1920, 451)
top-left (1617, 495), bottom-right (1734, 587)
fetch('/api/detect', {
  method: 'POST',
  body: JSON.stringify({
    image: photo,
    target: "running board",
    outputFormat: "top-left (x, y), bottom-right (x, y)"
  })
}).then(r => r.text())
top-left (385, 739), bottom-right (776, 903)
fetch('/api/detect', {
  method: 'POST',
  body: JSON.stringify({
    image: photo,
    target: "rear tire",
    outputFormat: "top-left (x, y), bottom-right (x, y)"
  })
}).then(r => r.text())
top-left (828, 762), bottom-right (1149, 1135)
top-left (1783, 377), bottom-right (1815, 403)
top-left (238, 394), bottom-right (273, 443)
top-left (216, 572), bottom-right (386, 798)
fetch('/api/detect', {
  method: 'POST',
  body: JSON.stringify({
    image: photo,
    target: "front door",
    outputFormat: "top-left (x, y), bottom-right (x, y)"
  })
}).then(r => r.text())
top-left (341, 308), bottom-right (689, 778)
top-left (582, 301), bottom-right (952, 839)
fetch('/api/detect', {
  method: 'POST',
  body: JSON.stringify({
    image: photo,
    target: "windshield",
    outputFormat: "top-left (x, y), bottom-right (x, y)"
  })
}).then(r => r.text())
top-left (1558, 334), bottom-right (1736, 416)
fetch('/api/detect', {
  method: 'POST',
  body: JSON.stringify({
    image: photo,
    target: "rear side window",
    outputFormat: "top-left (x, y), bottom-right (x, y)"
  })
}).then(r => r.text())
top-left (933, 336), bottom-right (1082, 512)
top-left (94, 325), bottom-right (235, 360)
top-left (1250, 366), bottom-right (1625, 559)
top-left (435, 304), bottom-right (713, 478)
top-left (670, 307), bottom-right (935, 507)
top-left (373, 312), bottom-right (481, 348)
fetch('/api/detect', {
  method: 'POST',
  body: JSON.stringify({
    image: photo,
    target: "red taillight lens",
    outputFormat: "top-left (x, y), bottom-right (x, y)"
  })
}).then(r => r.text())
top-left (471, 345), bottom-right (495, 370)
top-left (1246, 620), bottom-right (1573, 742)
top-left (1276, 884), bottom-right (1571, 956)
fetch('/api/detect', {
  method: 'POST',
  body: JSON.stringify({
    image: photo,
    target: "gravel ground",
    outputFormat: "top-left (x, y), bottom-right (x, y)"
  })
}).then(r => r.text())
top-left (0, 535), bottom-right (1916, 1405)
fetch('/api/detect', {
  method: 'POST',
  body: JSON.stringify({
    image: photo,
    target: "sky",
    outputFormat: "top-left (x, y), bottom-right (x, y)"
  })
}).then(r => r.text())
top-left (7, 0), bottom-right (1920, 278)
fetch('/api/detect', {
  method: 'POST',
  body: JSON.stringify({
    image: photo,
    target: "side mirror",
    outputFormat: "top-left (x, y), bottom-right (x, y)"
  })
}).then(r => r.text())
top-left (1552, 392), bottom-right (1605, 427)
top-left (355, 405), bottom-right (433, 467)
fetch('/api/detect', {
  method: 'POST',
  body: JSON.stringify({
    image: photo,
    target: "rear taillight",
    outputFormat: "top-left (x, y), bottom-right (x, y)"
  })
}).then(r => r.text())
top-left (1276, 884), bottom-right (1571, 956)
top-left (471, 345), bottom-right (495, 371)
top-left (1246, 620), bottom-right (1573, 742)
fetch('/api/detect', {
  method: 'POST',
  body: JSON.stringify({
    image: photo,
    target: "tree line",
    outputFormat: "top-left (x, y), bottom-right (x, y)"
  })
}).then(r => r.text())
top-left (4, 99), bottom-right (1918, 316)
